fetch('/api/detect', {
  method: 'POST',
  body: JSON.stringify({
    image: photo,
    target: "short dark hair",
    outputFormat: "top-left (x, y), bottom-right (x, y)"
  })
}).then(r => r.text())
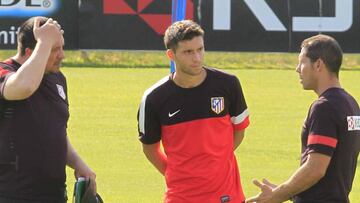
top-left (301, 34), bottom-right (343, 77)
top-left (17, 16), bottom-right (48, 56)
top-left (164, 20), bottom-right (204, 51)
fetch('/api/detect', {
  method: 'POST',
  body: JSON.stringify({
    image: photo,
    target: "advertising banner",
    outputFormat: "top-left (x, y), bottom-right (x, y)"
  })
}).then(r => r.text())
top-left (78, 0), bottom-right (360, 52)
top-left (0, 0), bottom-right (78, 49)
top-left (78, 0), bottom-right (194, 50)
top-left (199, 0), bottom-right (360, 52)
top-left (1, 0), bottom-right (360, 52)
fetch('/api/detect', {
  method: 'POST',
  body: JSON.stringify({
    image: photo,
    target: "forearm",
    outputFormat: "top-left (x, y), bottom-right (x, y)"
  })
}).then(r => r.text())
top-left (233, 130), bottom-right (245, 150)
top-left (19, 41), bottom-right (52, 80)
top-left (4, 41), bottom-right (52, 100)
top-left (142, 143), bottom-right (167, 175)
top-left (66, 137), bottom-right (86, 169)
top-left (246, 154), bottom-right (330, 203)
top-left (66, 137), bottom-right (96, 193)
top-left (272, 166), bottom-right (320, 202)
top-left (271, 154), bottom-right (329, 202)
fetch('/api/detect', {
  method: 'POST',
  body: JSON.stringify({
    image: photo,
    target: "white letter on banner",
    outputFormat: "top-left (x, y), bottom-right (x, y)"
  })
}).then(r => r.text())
top-left (213, 0), bottom-right (231, 30)
top-left (293, 0), bottom-right (353, 32)
top-left (243, 0), bottom-right (286, 31)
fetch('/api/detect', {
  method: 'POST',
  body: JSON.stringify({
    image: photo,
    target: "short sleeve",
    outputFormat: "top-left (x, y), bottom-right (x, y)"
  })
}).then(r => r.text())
top-left (306, 102), bottom-right (338, 157)
top-left (137, 95), bottom-right (161, 144)
top-left (229, 76), bottom-right (250, 131)
top-left (0, 63), bottom-right (15, 98)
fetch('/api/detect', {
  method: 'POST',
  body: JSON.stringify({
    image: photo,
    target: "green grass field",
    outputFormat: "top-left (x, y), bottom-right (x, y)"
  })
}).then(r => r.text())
top-left (63, 67), bottom-right (360, 202)
top-left (1, 50), bottom-right (359, 202)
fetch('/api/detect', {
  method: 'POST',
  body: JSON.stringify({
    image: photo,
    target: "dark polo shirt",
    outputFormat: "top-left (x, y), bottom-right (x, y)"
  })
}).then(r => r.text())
top-left (294, 88), bottom-right (360, 203)
top-left (0, 59), bottom-right (69, 201)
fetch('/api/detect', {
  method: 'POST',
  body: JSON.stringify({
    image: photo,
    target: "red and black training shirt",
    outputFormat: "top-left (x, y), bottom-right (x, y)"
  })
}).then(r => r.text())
top-left (138, 67), bottom-right (250, 203)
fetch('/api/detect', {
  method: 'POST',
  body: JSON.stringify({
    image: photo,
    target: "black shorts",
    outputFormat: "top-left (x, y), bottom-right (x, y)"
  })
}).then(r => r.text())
top-left (0, 196), bottom-right (67, 203)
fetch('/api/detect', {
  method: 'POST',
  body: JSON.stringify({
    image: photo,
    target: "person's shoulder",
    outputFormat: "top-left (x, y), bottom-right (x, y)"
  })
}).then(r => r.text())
top-left (0, 60), bottom-right (17, 79)
top-left (205, 67), bottom-right (238, 81)
top-left (57, 71), bottom-right (67, 82)
top-left (310, 96), bottom-right (335, 117)
top-left (318, 88), bottom-right (350, 108)
top-left (0, 62), bottom-right (9, 69)
top-left (0, 59), bottom-right (17, 72)
top-left (43, 71), bottom-right (66, 83)
top-left (322, 88), bottom-right (360, 114)
top-left (141, 75), bottom-right (171, 101)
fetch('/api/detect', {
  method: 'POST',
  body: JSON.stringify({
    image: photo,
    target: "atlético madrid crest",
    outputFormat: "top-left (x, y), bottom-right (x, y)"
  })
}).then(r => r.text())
top-left (211, 97), bottom-right (224, 114)
top-left (56, 84), bottom-right (66, 100)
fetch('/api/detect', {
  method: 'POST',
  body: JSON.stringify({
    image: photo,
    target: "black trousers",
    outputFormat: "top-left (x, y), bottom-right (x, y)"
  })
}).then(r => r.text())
top-left (0, 196), bottom-right (67, 203)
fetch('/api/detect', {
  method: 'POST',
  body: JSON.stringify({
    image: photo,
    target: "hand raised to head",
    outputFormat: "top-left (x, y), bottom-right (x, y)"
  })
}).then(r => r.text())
top-left (33, 17), bottom-right (63, 47)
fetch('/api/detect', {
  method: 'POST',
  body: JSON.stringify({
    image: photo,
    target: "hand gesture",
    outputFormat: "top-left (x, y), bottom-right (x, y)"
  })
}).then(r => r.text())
top-left (246, 179), bottom-right (278, 203)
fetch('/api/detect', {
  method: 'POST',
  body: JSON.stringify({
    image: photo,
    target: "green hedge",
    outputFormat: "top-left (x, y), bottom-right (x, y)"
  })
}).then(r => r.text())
top-left (1, 50), bottom-right (360, 70)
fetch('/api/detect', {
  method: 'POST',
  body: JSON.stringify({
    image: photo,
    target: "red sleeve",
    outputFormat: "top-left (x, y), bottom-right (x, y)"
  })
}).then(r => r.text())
top-left (0, 68), bottom-right (11, 77)
top-left (0, 62), bottom-right (15, 98)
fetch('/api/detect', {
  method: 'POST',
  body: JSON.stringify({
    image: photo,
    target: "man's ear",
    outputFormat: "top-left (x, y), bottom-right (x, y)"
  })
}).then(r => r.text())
top-left (24, 48), bottom-right (33, 58)
top-left (166, 49), bottom-right (175, 61)
top-left (316, 58), bottom-right (326, 72)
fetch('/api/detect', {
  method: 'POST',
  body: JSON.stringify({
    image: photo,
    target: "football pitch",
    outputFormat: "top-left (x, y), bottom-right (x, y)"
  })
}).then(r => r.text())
top-left (62, 67), bottom-right (360, 202)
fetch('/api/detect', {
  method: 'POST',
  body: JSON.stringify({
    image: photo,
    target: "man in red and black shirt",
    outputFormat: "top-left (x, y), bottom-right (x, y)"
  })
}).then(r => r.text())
top-left (0, 17), bottom-right (96, 202)
top-left (137, 20), bottom-right (250, 203)
top-left (246, 35), bottom-right (360, 203)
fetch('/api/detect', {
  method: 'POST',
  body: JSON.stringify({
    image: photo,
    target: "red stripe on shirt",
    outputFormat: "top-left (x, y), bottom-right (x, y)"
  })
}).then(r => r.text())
top-left (234, 116), bottom-right (250, 131)
top-left (307, 134), bottom-right (337, 148)
top-left (0, 68), bottom-right (10, 77)
top-left (0, 59), bottom-right (12, 77)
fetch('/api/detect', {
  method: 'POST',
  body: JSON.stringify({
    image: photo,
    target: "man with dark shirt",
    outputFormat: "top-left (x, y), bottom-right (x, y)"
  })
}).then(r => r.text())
top-left (137, 20), bottom-right (250, 202)
top-left (0, 17), bottom-right (96, 202)
top-left (246, 35), bottom-right (360, 203)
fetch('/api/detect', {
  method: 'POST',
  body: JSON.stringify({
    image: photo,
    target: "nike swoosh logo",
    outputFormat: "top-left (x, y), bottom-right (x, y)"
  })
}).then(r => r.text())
top-left (168, 109), bottom-right (181, 117)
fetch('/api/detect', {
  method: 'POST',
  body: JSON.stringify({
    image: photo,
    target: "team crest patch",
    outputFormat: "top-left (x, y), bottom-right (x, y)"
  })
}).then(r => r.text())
top-left (220, 195), bottom-right (230, 203)
top-left (347, 116), bottom-right (360, 131)
top-left (211, 97), bottom-right (224, 114)
top-left (56, 84), bottom-right (66, 100)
